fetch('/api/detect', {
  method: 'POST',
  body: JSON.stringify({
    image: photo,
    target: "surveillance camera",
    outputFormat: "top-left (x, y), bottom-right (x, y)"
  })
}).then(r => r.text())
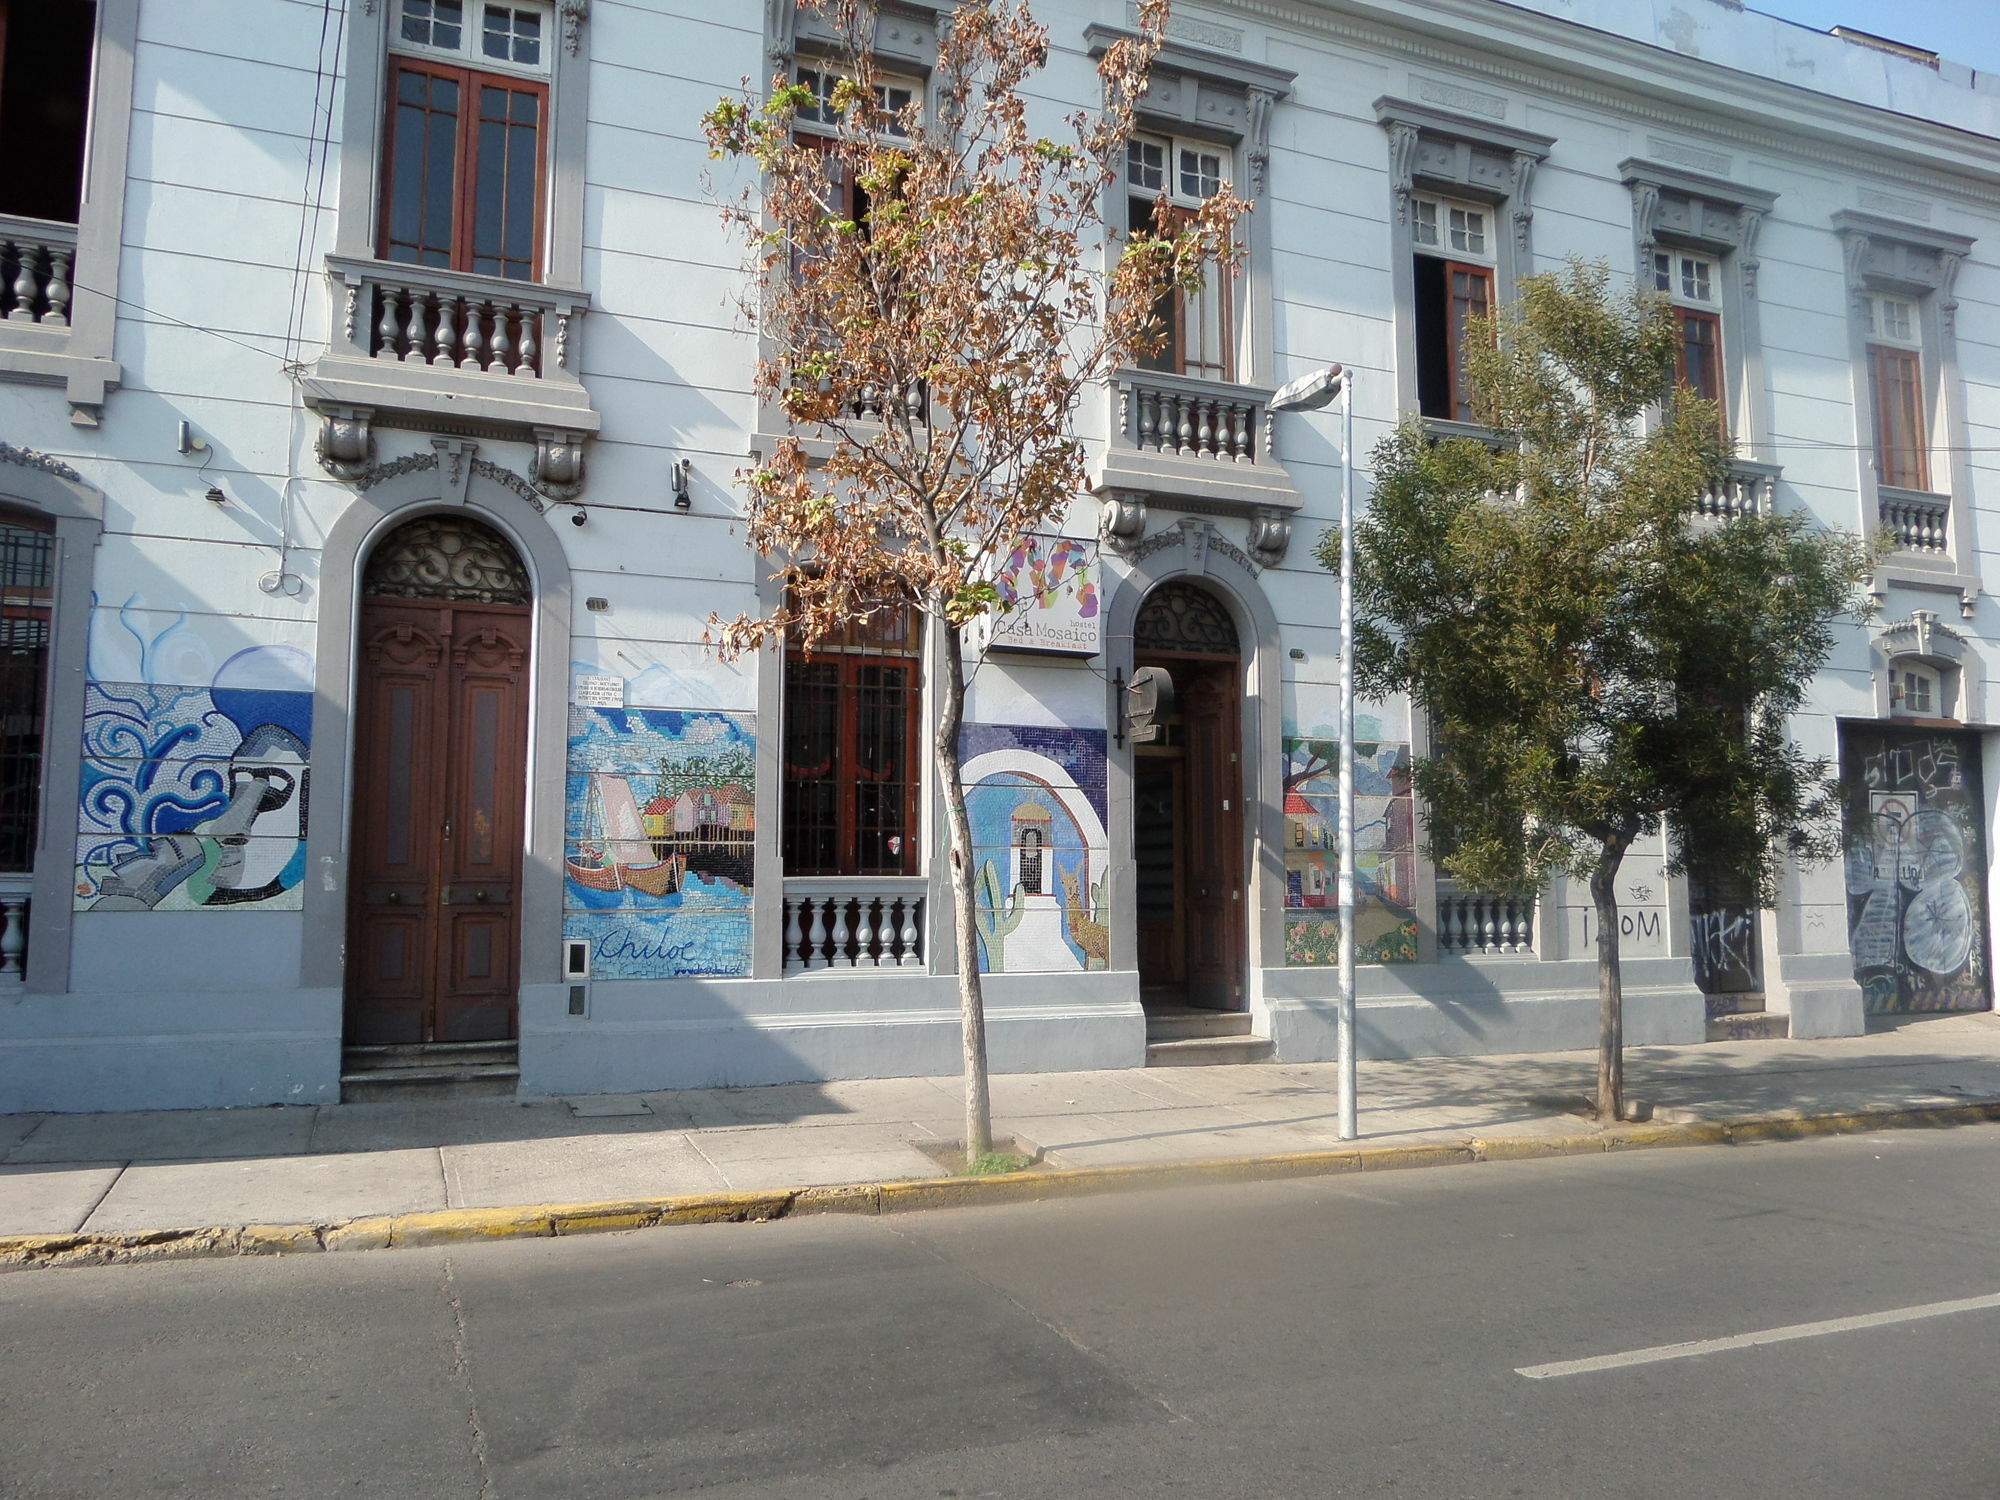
top-left (570, 508), bottom-right (587, 527)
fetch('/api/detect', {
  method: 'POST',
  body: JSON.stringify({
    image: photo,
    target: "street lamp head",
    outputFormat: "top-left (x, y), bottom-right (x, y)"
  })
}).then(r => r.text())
top-left (1269, 363), bottom-right (1347, 413)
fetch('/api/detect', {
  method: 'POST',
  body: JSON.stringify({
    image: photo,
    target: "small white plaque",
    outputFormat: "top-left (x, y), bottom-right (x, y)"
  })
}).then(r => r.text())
top-left (574, 673), bottom-right (624, 707)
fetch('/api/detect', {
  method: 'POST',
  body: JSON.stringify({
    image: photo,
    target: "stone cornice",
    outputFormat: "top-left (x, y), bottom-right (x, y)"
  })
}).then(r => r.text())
top-left (1830, 209), bottom-right (1977, 259)
top-left (1375, 95), bottom-right (1555, 158)
top-left (1619, 158), bottom-right (1778, 213)
top-left (1204, 0), bottom-right (2000, 202)
top-left (1083, 23), bottom-right (1297, 97)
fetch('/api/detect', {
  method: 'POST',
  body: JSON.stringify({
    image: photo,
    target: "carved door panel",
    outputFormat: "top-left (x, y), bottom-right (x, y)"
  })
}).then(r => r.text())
top-left (1180, 662), bottom-right (1244, 1008)
top-left (347, 598), bottom-right (529, 1044)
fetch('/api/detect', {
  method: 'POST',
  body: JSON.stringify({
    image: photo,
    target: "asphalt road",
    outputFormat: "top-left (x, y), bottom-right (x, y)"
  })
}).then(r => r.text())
top-left (5, 1125), bottom-right (1999, 1499)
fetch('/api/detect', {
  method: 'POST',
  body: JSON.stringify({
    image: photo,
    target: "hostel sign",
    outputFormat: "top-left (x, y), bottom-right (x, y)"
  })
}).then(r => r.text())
top-left (984, 535), bottom-right (1102, 656)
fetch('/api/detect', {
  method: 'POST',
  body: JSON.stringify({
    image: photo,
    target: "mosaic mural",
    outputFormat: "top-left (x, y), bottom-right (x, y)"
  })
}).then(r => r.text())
top-left (76, 642), bottom-right (315, 912)
top-left (1842, 727), bottom-right (1990, 1013)
top-left (1282, 728), bottom-right (1419, 966)
top-left (564, 706), bottom-right (756, 979)
top-left (961, 723), bottom-right (1109, 974)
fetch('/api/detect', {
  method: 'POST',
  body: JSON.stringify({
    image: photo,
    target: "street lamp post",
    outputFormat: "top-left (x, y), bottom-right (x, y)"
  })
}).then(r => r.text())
top-left (1269, 364), bottom-right (1358, 1141)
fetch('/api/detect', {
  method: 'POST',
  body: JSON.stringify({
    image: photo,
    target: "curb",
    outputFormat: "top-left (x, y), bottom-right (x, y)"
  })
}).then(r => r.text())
top-left (5, 1099), bottom-right (1997, 1273)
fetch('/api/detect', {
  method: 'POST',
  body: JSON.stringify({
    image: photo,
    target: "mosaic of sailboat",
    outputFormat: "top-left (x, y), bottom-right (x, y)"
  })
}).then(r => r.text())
top-left (565, 775), bottom-right (685, 897)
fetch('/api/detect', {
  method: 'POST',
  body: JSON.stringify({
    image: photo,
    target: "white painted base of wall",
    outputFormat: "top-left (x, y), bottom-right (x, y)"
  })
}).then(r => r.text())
top-left (1261, 956), bottom-right (1707, 1061)
top-left (1763, 951), bottom-right (1867, 1038)
top-left (0, 987), bottom-right (344, 1112)
top-left (519, 969), bottom-right (1146, 1095)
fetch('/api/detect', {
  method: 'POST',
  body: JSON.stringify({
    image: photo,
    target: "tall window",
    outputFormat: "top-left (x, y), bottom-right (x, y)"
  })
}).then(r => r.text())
top-left (0, 0), bottom-right (94, 225)
top-left (0, 512), bottom-right (51, 872)
top-left (381, 0), bottom-right (551, 280)
top-left (1866, 293), bottom-right (1929, 491)
top-left (1655, 250), bottom-right (1725, 430)
top-left (782, 605), bottom-right (922, 877)
top-left (1412, 193), bottom-right (1494, 422)
top-left (1127, 133), bottom-right (1235, 382)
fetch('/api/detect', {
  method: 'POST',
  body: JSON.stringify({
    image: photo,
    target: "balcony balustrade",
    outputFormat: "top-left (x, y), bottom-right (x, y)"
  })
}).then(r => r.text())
top-left (0, 216), bottom-right (76, 327)
top-left (0, 872), bottom-right (29, 984)
top-left (1437, 884), bottom-right (1537, 957)
top-left (1878, 486), bottom-right (1951, 555)
top-left (1694, 460), bottom-right (1780, 522)
top-left (783, 877), bottom-right (928, 971)
top-left (1116, 370), bottom-right (1268, 463)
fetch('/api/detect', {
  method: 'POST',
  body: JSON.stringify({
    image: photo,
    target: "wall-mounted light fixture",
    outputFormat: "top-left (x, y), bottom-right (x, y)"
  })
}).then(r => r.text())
top-left (670, 458), bottom-right (692, 512)
top-left (176, 420), bottom-right (208, 457)
top-left (570, 507), bottom-right (587, 527)
top-left (1288, 647), bottom-right (1308, 661)
top-left (584, 596), bottom-right (609, 613)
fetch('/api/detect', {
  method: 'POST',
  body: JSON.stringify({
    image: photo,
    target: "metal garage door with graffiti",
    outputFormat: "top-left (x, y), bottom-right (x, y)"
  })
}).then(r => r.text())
top-left (1841, 727), bottom-right (1990, 1013)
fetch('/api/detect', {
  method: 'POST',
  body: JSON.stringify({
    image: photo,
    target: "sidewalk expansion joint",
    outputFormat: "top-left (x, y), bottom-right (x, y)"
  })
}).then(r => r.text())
top-left (4, 1100), bottom-right (1997, 1273)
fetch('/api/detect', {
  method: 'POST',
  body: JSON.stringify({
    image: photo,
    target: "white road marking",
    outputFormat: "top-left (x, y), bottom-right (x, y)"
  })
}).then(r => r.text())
top-left (1516, 1291), bottom-right (2000, 1379)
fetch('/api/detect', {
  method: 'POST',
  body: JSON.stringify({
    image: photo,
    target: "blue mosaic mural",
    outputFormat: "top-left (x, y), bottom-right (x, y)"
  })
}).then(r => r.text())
top-left (76, 655), bottom-right (315, 912)
top-left (565, 706), bottom-right (755, 979)
top-left (960, 723), bottom-right (1109, 973)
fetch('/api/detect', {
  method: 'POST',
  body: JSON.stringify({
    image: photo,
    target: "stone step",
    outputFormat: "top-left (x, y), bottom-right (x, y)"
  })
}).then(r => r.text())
top-left (339, 1063), bottom-right (521, 1102)
top-left (1145, 1034), bottom-right (1273, 1067)
top-left (1704, 991), bottom-right (1769, 1018)
top-left (343, 1040), bottom-right (517, 1072)
top-left (1145, 1010), bottom-right (1254, 1043)
top-left (1706, 1010), bottom-right (1790, 1043)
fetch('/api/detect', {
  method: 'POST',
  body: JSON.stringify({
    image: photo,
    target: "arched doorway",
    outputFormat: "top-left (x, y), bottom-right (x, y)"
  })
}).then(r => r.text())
top-left (345, 515), bottom-right (532, 1045)
top-left (1132, 579), bottom-right (1245, 1009)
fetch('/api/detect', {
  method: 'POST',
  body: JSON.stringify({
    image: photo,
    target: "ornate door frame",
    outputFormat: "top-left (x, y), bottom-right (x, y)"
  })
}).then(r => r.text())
top-left (303, 445), bottom-right (574, 1006)
top-left (1102, 520), bottom-right (1286, 993)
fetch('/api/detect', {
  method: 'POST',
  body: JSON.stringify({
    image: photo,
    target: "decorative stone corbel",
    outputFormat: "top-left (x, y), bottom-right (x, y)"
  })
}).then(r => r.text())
top-left (1098, 489), bottom-right (1149, 555)
top-left (315, 404), bottom-right (375, 482)
top-left (1384, 121), bottom-right (1418, 227)
top-left (1629, 180), bottom-right (1660, 269)
top-left (1840, 229), bottom-right (1873, 316)
top-left (767, 0), bottom-right (798, 66)
top-left (559, 0), bottom-right (589, 56)
top-left (532, 427), bottom-right (589, 502)
top-left (432, 437), bottom-right (478, 507)
top-left (1247, 507), bottom-right (1291, 569)
top-left (1738, 206), bottom-right (1765, 299)
top-left (1247, 88), bottom-right (1277, 199)
top-left (1177, 515), bottom-right (1212, 575)
top-left (1938, 247), bottom-right (1964, 339)
top-left (1509, 150), bottom-right (1538, 260)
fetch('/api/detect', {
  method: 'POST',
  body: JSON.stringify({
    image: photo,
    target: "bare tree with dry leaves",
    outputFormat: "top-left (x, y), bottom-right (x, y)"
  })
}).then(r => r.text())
top-left (704, 0), bottom-right (1244, 1163)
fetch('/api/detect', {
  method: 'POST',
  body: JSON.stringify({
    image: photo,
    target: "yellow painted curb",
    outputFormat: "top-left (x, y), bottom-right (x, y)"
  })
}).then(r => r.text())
top-left (2, 1099), bottom-right (1995, 1272)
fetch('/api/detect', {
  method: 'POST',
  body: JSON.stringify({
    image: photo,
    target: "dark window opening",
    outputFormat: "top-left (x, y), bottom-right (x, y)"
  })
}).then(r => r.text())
top-left (781, 606), bottom-right (922, 877)
top-left (0, 0), bottom-right (96, 224)
top-left (0, 511), bottom-right (52, 872)
top-left (1414, 256), bottom-right (1491, 422)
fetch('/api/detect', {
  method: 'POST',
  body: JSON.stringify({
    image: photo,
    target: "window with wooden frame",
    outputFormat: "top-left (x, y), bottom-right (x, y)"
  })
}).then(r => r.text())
top-left (1411, 193), bottom-right (1494, 422)
top-left (1652, 250), bottom-right (1726, 431)
top-left (1866, 293), bottom-right (1929, 492)
top-left (381, 0), bottom-right (551, 281)
top-left (1126, 132), bottom-right (1235, 382)
top-left (782, 604), bottom-right (923, 877)
top-left (0, 509), bottom-right (51, 873)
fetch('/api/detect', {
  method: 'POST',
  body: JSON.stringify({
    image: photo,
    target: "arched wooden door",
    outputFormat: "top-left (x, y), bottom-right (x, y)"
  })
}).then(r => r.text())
top-left (345, 516), bottom-right (532, 1045)
top-left (1132, 580), bottom-right (1246, 1010)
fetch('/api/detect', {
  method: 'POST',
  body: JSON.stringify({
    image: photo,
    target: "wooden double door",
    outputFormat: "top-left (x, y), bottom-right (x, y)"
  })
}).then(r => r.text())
top-left (345, 594), bottom-right (530, 1044)
top-left (1134, 655), bottom-right (1246, 1009)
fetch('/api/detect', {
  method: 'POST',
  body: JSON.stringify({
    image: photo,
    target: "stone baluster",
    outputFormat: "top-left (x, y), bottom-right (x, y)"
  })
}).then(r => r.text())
top-left (1138, 388), bottom-right (1158, 450)
top-left (805, 899), bottom-right (830, 970)
top-left (376, 286), bottom-right (403, 360)
top-left (489, 304), bottom-right (514, 374)
top-left (783, 900), bottom-right (803, 972)
top-left (431, 295), bottom-right (459, 367)
top-left (0, 894), bottom-right (24, 980)
top-left (829, 899), bottom-right (852, 967)
top-left (1175, 394), bottom-right (1194, 455)
top-left (45, 249), bottom-right (71, 327)
top-left (516, 307), bottom-right (539, 377)
top-left (854, 898), bottom-right (877, 967)
top-left (1231, 403), bottom-right (1250, 461)
top-left (401, 291), bottom-right (431, 363)
top-left (1196, 399), bottom-right (1215, 457)
top-left (9, 245), bottom-right (37, 322)
top-left (899, 898), bottom-right (923, 967)
top-left (460, 301), bottom-right (487, 371)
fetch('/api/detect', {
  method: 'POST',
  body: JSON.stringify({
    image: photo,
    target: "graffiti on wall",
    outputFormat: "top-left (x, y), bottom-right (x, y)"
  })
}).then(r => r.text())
top-left (1282, 726), bottom-right (1419, 965)
top-left (564, 707), bottom-right (755, 979)
top-left (961, 724), bottom-right (1108, 973)
top-left (1842, 728), bottom-right (1990, 1013)
top-left (1689, 903), bottom-right (1761, 998)
top-left (77, 643), bottom-right (315, 911)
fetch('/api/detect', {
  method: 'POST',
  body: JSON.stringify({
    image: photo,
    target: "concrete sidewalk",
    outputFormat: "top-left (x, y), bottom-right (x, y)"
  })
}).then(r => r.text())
top-left (5, 1012), bottom-right (2000, 1242)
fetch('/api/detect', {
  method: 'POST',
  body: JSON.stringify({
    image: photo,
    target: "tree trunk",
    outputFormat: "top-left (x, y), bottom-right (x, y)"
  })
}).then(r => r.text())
top-left (1588, 841), bottom-right (1631, 1124)
top-left (934, 620), bottom-right (992, 1164)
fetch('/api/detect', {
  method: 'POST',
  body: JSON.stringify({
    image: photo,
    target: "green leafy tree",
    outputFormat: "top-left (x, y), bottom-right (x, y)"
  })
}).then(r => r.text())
top-left (703, 0), bottom-right (1243, 1161)
top-left (1332, 261), bottom-right (1878, 1122)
